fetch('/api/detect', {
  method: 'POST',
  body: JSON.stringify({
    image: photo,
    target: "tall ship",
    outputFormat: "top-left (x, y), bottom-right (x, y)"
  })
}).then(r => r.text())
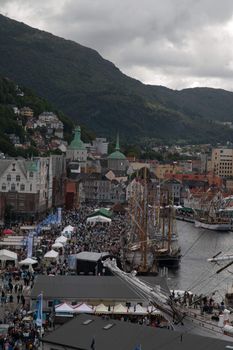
top-left (185, 187), bottom-right (232, 232)
top-left (194, 190), bottom-right (232, 231)
top-left (122, 171), bottom-right (181, 274)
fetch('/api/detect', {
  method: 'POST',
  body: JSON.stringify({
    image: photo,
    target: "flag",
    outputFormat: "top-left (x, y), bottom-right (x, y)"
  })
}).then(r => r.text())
top-left (27, 232), bottom-right (34, 258)
top-left (90, 337), bottom-right (95, 350)
top-left (36, 293), bottom-right (43, 327)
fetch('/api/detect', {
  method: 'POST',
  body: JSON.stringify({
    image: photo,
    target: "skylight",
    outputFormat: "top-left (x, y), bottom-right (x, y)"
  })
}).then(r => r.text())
top-left (82, 319), bottom-right (94, 325)
top-left (103, 323), bottom-right (115, 330)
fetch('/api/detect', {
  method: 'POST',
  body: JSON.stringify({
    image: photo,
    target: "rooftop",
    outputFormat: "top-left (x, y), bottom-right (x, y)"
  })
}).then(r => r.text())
top-left (31, 275), bottom-right (168, 301)
top-left (42, 314), bottom-right (232, 350)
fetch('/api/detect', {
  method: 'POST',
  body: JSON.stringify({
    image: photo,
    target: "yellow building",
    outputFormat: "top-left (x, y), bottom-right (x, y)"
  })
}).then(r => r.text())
top-left (211, 148), bottom-right (233, 178)
top-left (154, 163), bottom-right (181, 179)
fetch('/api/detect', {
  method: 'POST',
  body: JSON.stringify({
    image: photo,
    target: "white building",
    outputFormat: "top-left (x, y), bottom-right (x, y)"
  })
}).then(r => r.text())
top-left (66, 126), bottom-right (87, 163)
top-left (211, 148), bottom-right (233, 178)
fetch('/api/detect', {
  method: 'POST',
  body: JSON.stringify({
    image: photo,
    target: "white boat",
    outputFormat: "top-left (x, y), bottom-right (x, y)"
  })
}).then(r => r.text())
top-left (194, 220), bottom-right (231, 232)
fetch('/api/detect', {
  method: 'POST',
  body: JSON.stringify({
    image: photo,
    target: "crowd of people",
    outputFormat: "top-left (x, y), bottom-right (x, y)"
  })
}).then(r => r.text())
top-left (0, 206), bottom-right (131, 349)
top-left (0, 205), bottom-right (229, 348)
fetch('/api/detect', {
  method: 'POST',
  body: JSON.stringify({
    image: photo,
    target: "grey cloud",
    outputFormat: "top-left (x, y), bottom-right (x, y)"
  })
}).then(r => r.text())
top-left (1, 0), bottom-right (233, 90)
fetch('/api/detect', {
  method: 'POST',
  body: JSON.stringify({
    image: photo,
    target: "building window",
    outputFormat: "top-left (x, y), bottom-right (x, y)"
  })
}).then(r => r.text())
top-left (29, 172), bottom-right (33, 178)
top-left (11, 183), bottom-right (16, 191)
top-left (7, 174), bottom-right (11, 181)
top-left (20, 184), bottom-right (25, 191)
top-left (16, 175), bottom-right (20, 182)
top-left (1, 184), bottom-right (6, 191)
top-left (30, 184), bottom-right (32, 191)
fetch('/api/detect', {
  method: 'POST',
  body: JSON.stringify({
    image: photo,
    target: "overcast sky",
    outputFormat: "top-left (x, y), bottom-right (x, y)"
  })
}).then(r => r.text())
top-left (1, 0), bottom-right (233, 90)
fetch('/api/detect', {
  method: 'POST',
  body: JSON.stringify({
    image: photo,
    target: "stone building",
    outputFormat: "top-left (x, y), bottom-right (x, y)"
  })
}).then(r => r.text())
top-left (66, 126), bottom-right (87, 170)
top-left (107, 134), bottom-right (128, 173)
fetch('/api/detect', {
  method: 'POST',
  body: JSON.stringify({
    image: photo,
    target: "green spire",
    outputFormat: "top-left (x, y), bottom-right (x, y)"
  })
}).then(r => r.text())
top-left (68, 126), bottom-right (86, 150)
top-left (115, 133), bottom-right (120, 151)
top-left (108, 132), bottom-right (126, 160)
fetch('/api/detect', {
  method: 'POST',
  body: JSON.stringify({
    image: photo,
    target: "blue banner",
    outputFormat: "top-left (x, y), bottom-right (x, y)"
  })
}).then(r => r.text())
top-left (36, 293), bottom-right (43, 327)
top-left (27, 232), bottom-right (34, 258)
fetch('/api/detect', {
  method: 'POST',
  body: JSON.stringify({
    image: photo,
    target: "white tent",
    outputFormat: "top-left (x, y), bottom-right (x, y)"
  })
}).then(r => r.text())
top-left (147, 306), bottom-right (161, 315)
top-left (113, 304), bottom-right (128, 314)
top-left (19, 257), bottom-right (38, 266)
top-left (44, 249), bottom-right (59, 259)
top-left (62, 225), bottom-right (74, 233)
top-left (86, 215), bottom-right (112, 225)
top-left (129, 304), bottom-right (147, 315)
top-left (55, 302), bottom-right (74, 313)
top-left (0, 249), bottom-right (17, 261)
top-left (95, 303), bottom-right (110, 314)
top-left (72, 303), bottom-right (94, 314)
top-left (55, 236), bottom-right (67, 244)
top-left (52, 242), bottom-right (64, 249)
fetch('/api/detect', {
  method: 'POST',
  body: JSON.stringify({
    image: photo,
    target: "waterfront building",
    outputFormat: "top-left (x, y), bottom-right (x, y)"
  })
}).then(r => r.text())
top-left (161, 178), bottom-right (182, 205)
top-left (0, 156), bottom-right (65, 221)
top-left (211, 148), bottom-right (233, 178)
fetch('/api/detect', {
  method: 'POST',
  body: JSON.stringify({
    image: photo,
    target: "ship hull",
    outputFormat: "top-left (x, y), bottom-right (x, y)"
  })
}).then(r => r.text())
top-left (194, 220), bottom-right (231, 232)
top-left (157, 254), bottom-right (181, 268)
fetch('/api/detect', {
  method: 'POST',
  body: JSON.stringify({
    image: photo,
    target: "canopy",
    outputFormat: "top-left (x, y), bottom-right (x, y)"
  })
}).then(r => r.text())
top-left (95, 303), bottom-right (110, 314)
top-left (88, 208), bottom-right (112, 219)
top-left (72, 303), bottom-right (94, 314)
top-left (0, 249), bottom-right (17, 261)
top-left (52, 242), bottom-right (64, 249)
top-left (129, 304), bottom-right (147, 315)
top-left (86, 215), bottom-right (112, 225)
top-left (55, 302), bottom-right (74, 313)
top-left (44, 249), bottom-right (59, 259)
top-left (55, 236), bottom-right (67, 244)
top-left (62, 225), bottom-right (74, 233)
top-left (19, 257), bottom-right (38, 266)
top-left (3, 229), bottom-right (13, 235)
top-left (113, 304), bottom-right (128, 314)
top-left (147, 306), bottom-right (161, 315)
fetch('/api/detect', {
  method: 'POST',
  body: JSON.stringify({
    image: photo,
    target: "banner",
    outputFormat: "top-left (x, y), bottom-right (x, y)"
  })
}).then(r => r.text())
top-left (27, 232), bottom-right (34, 258)
top-left (57, 208), bottom-right (62, 224)
top-left (36, 293), bottom-right (43, 327)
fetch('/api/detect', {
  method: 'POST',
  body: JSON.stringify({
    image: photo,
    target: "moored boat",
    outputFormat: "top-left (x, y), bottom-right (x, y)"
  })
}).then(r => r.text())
top-left (194, 219), bottom-right (231, 232)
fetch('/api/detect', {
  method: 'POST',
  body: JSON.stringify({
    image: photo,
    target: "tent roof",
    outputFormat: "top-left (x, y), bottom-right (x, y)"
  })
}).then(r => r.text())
top-left (75, 251), bottom-right (110, 262)
top-left (72, 303), bottom-right (94, 314)
top-left (95, 303), bottom-right (110, 314)
top-left (44, 250), bottom-right (59, 259)
top-left (129, 304), bottom-right (147, 315)
top-left (0, 249), bottom-right (17, 261)
top-left (62, 225), bottom-right (74, 233)
top-left (113, 303), bottom-right (128, 314)
top-left (52, 242), bottom-right (64, 248)
top-left (88, 208), bottom-right (112, 219)
top-left (86, 215), bottom-right (112, 223)
top-left (55, 302), bottom-right (74, 313)
top-left (55, 236), bottom-right (68, 243)
top-left (19, 257), bottom-right (38, 265)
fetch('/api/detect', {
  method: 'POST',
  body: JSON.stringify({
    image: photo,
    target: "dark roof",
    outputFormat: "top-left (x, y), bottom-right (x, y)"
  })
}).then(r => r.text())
top-left (42, 314), bottom-right (232, 350)
top-left (31, 275), bottom-right (168, 301)
top-left (75, 251), bottom-right (110, 262)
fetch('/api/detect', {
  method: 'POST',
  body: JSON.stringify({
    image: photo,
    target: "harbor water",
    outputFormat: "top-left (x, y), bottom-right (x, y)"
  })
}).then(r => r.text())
top-left (167, 220), bottom-right (233, 300)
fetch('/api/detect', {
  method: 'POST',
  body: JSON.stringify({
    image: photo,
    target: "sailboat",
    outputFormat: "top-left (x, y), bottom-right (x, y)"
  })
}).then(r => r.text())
top-left (194, 190), bottom-right (232, 232)
top-left (155, 204), bottom-right (181, 268)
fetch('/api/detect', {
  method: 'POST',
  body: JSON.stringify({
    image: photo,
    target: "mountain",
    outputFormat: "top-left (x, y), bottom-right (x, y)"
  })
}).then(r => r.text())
top-left (0, 14), bottom-right (233, 144)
